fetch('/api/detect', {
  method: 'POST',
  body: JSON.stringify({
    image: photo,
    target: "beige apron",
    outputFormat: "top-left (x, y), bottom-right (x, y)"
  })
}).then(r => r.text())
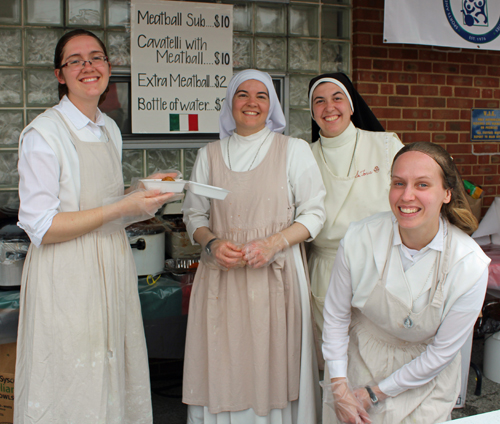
top-left (183, 133), bottom-right (302, 416)
top-left (15, 112), bottom-right (152, 424)
top-left (307, 129), bottom-right (394, 347)
top-left (324, 228), bottom-right (460, 424)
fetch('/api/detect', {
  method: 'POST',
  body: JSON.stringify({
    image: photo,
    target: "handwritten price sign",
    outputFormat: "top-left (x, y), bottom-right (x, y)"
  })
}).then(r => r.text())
top-left (131, 0), bottom-right (233, 134)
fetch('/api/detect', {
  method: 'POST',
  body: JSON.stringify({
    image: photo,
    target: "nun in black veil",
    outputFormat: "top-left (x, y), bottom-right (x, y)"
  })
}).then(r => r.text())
top-left (306, 72), bottom-right (404, 347)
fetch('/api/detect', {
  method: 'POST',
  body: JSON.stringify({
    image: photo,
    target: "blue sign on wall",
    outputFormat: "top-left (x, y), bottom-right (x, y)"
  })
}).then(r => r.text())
top-left (471, 109), bottom-right (500, 141)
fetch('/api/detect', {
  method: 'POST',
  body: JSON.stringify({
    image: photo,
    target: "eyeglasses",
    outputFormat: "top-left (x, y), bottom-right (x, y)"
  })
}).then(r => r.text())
top-left (59, 55), bottom-right (108, 70)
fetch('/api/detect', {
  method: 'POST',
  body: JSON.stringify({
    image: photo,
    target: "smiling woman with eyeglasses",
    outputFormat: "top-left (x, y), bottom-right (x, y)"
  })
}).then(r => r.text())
top-left (14, 29), bottom-right (176, 424)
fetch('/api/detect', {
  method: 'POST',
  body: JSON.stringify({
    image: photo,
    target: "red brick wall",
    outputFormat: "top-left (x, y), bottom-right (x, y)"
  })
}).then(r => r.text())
top-left (352, 0), bottom-right (500, 216)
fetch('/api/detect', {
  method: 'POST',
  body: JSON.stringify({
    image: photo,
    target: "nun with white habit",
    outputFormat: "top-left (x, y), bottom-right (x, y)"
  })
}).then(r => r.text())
top-left (182, 69), bottom-right (327, 423)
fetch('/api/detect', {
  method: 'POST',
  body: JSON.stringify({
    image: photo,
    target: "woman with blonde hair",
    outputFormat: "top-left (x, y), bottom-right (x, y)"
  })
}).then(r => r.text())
top-left (322, 142), bottom-right (489, 424)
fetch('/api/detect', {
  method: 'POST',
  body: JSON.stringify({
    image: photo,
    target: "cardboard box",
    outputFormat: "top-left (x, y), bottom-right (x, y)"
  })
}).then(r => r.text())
top-left (0, 343), bottom-right (16, 424)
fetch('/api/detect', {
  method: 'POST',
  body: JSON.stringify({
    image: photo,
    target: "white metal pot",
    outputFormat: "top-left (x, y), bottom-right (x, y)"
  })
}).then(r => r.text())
top-left (484, 331), bottom-right (500, 384)
top-left (127, 225), bottom-right (166, 277)
top-left (0, 224), bottom-right (30, 287)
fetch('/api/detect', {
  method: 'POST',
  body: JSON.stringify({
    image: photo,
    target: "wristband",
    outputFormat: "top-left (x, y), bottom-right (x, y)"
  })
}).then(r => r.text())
top-left (365, 386), bottom-right (379, 406)
top-left (205, 237), bottom-right (218, 256)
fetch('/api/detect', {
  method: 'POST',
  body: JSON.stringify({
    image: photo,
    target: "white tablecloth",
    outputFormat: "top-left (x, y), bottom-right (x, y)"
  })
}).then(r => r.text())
top-left (444, 409), bottom-right (500, 423)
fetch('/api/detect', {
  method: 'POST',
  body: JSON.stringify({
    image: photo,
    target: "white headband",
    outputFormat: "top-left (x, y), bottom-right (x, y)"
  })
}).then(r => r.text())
top-left (309, 77), bottom-right (354, 118)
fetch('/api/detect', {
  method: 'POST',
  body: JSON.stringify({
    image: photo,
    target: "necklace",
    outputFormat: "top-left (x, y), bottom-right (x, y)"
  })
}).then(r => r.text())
top-left (319, 129), bottom-right (359, 177)
top-left (402, 253), bottom-right (439, 329)
top-left (227, 131), bottom-right (273, 171)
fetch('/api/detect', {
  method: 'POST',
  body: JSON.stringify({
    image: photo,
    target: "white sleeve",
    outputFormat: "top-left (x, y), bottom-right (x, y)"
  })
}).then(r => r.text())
top-left (287, 138), bottom-right (326, 241)
top-left (379, 267), bottom-right (488, 397)
top-left (323, 241), bottom-right (353, 379)
top-left (182, 146), bottom-right (211, 244)
top-left (18, 128), bottom-right (61, 247)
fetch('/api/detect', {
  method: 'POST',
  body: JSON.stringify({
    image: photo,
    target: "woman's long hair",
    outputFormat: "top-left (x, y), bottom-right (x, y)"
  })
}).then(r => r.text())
top-left (392, 142), bottom-right (478, 234)
top-left (54, 29), bottom-right (110, 105)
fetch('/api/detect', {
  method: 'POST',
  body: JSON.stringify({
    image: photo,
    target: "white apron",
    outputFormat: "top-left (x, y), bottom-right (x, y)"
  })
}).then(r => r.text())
top-left (15, 112), bottom-right (152, 424)
top-left (323, 228), bottom-right (460, 424)
top-left (307, 128), bottom-right (397, 345)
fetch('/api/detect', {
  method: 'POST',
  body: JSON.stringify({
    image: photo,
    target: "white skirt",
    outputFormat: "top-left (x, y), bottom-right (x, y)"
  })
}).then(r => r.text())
top-left (187, 402), bottom-right (297, 424)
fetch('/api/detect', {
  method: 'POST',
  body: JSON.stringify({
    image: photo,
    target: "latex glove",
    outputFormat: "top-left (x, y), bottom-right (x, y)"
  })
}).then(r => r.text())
top-left (201, 239), bottom-right (246, 271)
top-left (323, 379), bottom-right (372, 424)
top-left (100, 188), bottom-right (175, 234)
top-left (242, 232), bottom-right (289, 269)
top-left (201, 240), bottom-right (246, 271)
top-left (353, 386), bottom-right (385, 413)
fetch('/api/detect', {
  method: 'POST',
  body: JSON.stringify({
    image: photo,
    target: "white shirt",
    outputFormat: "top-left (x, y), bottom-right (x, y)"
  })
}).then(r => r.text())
top-left (18, 96), bottom-right (121, 246)
top-left (182, 127), bottom-right (327, 243)
top-left (323, 217), bottom-right (488, 396)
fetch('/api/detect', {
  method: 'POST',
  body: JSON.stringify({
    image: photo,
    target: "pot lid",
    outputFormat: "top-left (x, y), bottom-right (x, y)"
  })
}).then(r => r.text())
top-left (126, 218), bottom-right (166, 237)
top-left (0, 224), bottom-right (30, 243)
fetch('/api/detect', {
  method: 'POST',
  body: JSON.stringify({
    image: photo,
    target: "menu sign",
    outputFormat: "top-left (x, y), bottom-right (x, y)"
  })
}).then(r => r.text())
top-left (130, 0), bottom-right (233, 134)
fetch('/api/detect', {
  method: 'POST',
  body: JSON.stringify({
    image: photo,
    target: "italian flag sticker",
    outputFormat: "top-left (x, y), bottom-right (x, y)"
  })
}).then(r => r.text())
top-left (169, 114), bottom-right (199, 132)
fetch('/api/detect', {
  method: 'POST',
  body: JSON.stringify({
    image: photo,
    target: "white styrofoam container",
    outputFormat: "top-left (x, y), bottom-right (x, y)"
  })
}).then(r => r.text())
top-left (140, 179), bottom-right (186, 193)
top-left (187, 181), bottom-right (229, 200)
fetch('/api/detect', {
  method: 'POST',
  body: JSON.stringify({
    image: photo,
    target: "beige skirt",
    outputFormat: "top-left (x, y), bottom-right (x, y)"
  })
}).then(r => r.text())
top-left (15, 230), bottom-right (152, 424)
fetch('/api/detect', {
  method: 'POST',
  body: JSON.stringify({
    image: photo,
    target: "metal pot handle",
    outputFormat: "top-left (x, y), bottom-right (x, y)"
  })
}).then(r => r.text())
top-left (130, 238), bottom-right (146, 250)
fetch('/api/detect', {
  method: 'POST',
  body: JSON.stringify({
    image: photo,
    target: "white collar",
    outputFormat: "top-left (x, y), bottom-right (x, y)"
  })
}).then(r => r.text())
top-left (230, 126), bottom-right (271, 144)
top-left (319, 122), bottom-right (357, 148)
top-left (54, 95), bottom-right (105, 130)
top-left (392, 215), bottom-right (446, 253)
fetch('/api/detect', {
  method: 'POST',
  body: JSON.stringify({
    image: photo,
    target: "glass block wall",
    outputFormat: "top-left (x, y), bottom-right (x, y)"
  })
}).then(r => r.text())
top-left (230, 0), bottom-right (351, 141)
top-left (0, 0), bottom-right (350, 203)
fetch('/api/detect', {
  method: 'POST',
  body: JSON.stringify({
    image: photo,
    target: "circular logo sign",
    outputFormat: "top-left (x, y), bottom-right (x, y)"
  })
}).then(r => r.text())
top-left (443, 0), bottom-right (500, 44)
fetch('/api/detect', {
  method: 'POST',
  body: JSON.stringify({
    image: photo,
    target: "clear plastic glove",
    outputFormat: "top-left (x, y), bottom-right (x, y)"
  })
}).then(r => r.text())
top-left (353, 386), bottom-right (385, 414)
top-left (242, 232), bottom-right (289, 269)
top-left (99, 188), bottom-right (175, 234)
top-left (201, 239), bottom-right (246, 271)
top-left (321, 379), bottom-right (372, 424)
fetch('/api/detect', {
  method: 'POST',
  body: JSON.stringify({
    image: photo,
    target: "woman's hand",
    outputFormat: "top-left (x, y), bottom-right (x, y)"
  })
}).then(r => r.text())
top-left (331, 379), bottom-right (372, 424)
top-left (353, 387), bottom-right (372, 412)
top-left (96, 188), bottom-right (176, 235)
top-left (193, 228), bottom-right (245, 271)
top-left (353, 386), bottom-right (387, 412)
top-left (208, 239), bottom-right (246, 270)
top-left (41, 189), bottom-right (175, 244)
top-left (105, 189), bottom-right (175, 221)
top-left (242, 232), bottom-right (289, 269)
